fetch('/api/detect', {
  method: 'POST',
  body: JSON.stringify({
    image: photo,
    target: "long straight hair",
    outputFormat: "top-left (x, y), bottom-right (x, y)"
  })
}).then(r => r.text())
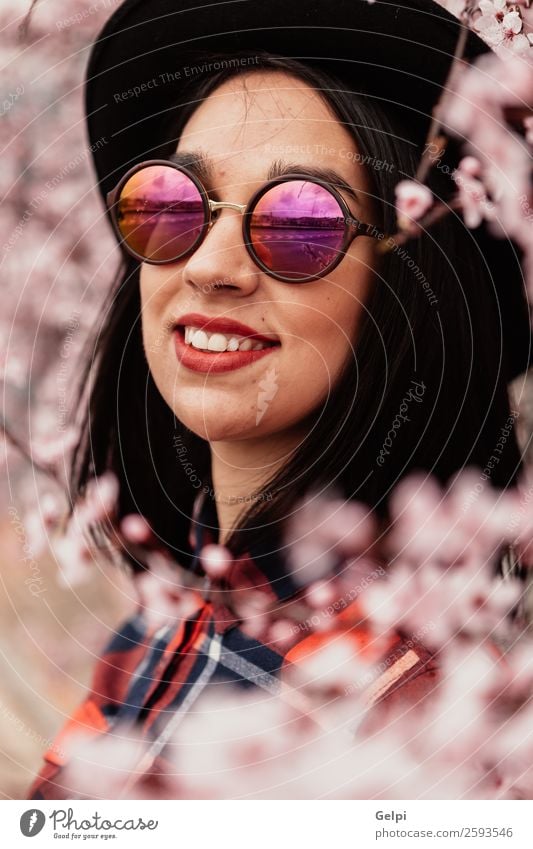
top-left (69, 51), bottom-right (522, 569)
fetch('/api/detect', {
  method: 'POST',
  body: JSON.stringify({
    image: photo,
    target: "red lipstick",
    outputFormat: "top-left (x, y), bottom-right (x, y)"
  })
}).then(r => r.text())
top-left (173, 313), bottom-right (280, 374)
top-left (175, 312), bottom-right (280, 343)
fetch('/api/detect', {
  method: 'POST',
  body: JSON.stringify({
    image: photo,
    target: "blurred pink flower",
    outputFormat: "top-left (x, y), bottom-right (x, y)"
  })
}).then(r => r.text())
top-left (61, 725), bottom-right (150, 800)
top-left (284, 489), bottom-right (376, 586)
top-left (395, 181), bottom-right (434, 229)
top-left (80, 471), bottom-right (119, 524)
top-left (120, 513), bottom-right (153, 545)
top-left (305, 579), bottom-right (338, 609)
top-left (52, 529), bottom-right (93, 588)
top-left (136, 552), bottom-right (204, 628)
top-left (422, 641), bottom-right (504, 774)
top-left (285, 633), bottom-right (379, 698)
top-left (389, 469), bottom-right (525, 566)
top-left (454, 156), bottom-right (496, 227)
top-left (361, 548), bottom-right (520, 650)
top-left (200, 543), bottom-right (233, 579)
top-left (32, 424), bottom-right (79, 467)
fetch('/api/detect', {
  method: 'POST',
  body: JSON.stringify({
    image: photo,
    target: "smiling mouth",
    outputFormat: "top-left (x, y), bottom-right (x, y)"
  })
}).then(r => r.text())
top-left (176, 324), bottom-right (280, 353)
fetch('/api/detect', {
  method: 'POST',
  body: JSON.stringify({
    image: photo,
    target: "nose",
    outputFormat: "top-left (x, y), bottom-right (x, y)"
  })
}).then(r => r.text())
top-left (182, 206), bottom-right (261, 296)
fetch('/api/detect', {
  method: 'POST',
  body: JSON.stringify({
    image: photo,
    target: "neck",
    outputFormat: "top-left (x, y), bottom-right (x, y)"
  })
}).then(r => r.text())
top-left (210, 428), bottom-right (304, 545)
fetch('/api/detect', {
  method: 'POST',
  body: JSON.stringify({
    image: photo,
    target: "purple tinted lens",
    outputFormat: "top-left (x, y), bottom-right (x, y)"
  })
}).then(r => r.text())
top-left (116, 166), bottom-right (205, 261)
top-left (249, 180), bottom-right (346, 279)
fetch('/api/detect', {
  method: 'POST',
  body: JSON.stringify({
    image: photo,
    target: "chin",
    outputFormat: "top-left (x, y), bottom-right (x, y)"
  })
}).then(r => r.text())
top-left (176, 412), bottom-right (251, 442)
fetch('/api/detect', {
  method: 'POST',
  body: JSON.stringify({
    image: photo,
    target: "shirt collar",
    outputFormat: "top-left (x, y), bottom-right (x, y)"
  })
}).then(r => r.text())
top-left (189, 487), bottom-right (301, 604)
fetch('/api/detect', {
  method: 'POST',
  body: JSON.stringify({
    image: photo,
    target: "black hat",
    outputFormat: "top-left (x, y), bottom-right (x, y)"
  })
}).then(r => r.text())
top-left (84, 0), bottom-right (531, 379)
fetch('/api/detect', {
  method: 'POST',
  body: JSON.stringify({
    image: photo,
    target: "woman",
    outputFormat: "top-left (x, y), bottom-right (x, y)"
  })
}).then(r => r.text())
top-left (28, 0), bottom-right (528, 799)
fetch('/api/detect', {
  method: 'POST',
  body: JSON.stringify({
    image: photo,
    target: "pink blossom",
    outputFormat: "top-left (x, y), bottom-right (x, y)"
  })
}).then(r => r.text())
top-left (474, 0), bottom-right (532, 52)
top-left (454, 156), bottom-right (496, 227)
top-left (361, 555), bottom-right (520, 649)
top-left (135, 553), bottom-right (204, 628)
top-left (200, 543), bottom-right (233, 579)
top-left (267, 618), bottom-right (300, 652)
top-left (60, 725), bottom-right (150, 799)
top-left (41, 492), bottom-right (63, 527)
top-left (165, 688), bottom-right (296, 798)
top-left (388, 469), bottom-right (528, 570)
top-left (493, 53), bottom-right (533, 102)
top-left (120, 513), bottom-right (153, 544)
top-left (233, 589), bottom-right (272, 639)
top-left (284, 490), bottom-right (376, 586)
top-left (286, 537), bottom-right (340, 586)
top-left (395, 180), bottom-right (434, 229)
top-left (422, 641), bottom-right (504, 770)
top-left (285, 633), bottom-right (378, 696)
top-left (31, 425), bottom-right (79, 467)
top-left (52, 529), bottom-right (93, 587)
top-left (305, 579), bottom-right (338, 609)
top-left (80, 471), bottom-right (119, 524)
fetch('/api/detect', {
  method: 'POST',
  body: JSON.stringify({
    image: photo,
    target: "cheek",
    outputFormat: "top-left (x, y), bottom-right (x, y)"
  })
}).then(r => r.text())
top-left (139, 270), bottom-right (176, 396)
top-left (273, 294), bottom-right (364, 422)
top-left (313, 255), bottom-right (375, 375)
top-left (140, 267), bottom-right (155, 325)
top-left (296, 287), bottom-right (366, 376)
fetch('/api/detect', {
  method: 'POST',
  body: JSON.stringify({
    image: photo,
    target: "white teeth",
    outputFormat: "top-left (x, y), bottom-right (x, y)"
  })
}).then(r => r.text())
top-left (182, 325), bottom-right (271, 353)
top-left (191, 329), bottom-right (209, 350)
top-left (207, 333), bottom-right (228, 352)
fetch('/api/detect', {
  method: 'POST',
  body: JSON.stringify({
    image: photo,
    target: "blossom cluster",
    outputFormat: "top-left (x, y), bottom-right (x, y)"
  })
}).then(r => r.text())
top-left (396, 0), bottom-right (533, 297)
top-left (20, 467), bottom-right (533, 799)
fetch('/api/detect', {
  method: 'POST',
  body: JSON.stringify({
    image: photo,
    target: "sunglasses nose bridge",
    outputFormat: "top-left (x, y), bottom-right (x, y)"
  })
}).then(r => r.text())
top-left (208, 199), bottom-right (247, 215)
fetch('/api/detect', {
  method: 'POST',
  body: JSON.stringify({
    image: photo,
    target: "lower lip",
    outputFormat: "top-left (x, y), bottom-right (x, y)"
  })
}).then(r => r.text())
top-left (173, 329), bottom-right (279, 373)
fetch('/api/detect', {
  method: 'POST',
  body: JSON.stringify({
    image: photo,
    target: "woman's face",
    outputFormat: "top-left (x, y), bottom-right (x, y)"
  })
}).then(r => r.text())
top-left (140, 70), bottom-right (379, 443)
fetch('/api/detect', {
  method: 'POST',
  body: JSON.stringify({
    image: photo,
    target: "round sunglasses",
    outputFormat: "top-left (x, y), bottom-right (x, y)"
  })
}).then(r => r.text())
top-left (106, 159), bottom-right (382, 283)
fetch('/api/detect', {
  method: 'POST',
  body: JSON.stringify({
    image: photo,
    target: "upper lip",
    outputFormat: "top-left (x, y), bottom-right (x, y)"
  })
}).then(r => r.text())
top-left (174, 313), bottom-right (280, 344)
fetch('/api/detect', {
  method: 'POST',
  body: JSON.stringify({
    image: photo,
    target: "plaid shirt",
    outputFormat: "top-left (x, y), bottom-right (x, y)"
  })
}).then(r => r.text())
top-left (28, 489), bottom-right (439, 800)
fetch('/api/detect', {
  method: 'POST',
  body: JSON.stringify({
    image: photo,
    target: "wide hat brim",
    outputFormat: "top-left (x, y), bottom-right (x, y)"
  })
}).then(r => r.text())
top-left (84, 0), bottom-right (531, 379)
